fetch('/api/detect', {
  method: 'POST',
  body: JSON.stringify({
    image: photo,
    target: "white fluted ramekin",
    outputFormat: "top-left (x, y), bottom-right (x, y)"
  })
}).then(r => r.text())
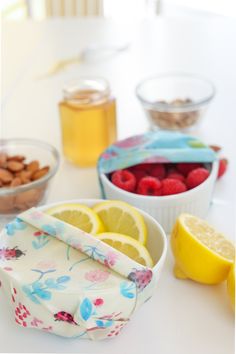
top-left (99, 161), bottom-right (219, 233)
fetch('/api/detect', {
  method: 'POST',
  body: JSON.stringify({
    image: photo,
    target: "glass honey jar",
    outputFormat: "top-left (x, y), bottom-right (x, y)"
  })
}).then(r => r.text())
top-left (59, 78), bottom-right (117, 167)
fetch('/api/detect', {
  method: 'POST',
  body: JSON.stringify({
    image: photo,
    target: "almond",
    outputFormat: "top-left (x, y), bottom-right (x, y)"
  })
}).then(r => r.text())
top-left (7, 161), bottom-right (24, 172)
top-left (26, 160), bottom-right (39, 173)
top-left (0, 168), bottom-right (13, 183)
top-left (0, 152), bottom-right (51, 213)
top-left (0, 153), bottom-right (7, 168)
top-left (19, 170), bottom-right (33, 184)
top-left (32, 166), bottom-right (50, 181)
top-left (10, 177), bottom-right (22, 187)
top-left (15, 188), bottom-right (42, 209)
top-left (7, 155), bottom-right (25, 162)
top-left (0, 195), bottom-right (14, 213)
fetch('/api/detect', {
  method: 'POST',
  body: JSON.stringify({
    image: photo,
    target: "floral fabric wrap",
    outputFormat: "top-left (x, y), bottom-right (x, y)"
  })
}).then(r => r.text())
top-left (0, 208), bottom-right (155, 340)
top-left (98, 131), bottom-right (216, 174)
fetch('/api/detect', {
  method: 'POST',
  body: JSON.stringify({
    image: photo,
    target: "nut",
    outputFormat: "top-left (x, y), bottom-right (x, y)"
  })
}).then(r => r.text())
top-left (32, 166), bottom-right (50, 181)
top-left (0, 168), bottom-right (13, 183)
top-left (26, 160), bottom-right (39, 173)
top-left (0, 153), bottom-right (7, 168)
top-left (7, 161), bottom-right (24, 172)
top-left (0, 152), bottom-right (50, 213)
top-left (18, 170), bottom-right (33, 184)
top-left (0, 195), bottom-right (15, 213)
top-left (7, 155), bottom-right (25, 162)
top-left (148, 98), bottom-right (200, 130)
top-left (14, 187), bottom-right (44, 210)
top-left (10, 177), bottom-right (22, 187)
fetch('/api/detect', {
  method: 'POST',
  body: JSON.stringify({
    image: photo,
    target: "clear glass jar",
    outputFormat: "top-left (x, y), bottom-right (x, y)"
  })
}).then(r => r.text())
top-left (59, 78), bottom-right (117, 167)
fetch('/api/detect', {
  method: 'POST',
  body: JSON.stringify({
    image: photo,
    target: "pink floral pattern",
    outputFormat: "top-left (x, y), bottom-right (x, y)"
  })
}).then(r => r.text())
top-left (29, 210), bottom-right (43, 220)
top-left (69, 239), bottom-right (82, 251)
top-left (143, 156), bottom-right (170, 163)
top-left (114, 135), bottom-right (146, 148)
top-left (3, 267), bottom-right (13, 271)
top-left (85, 269), bottom-right (110, 283)
top-left (12, 287), bottom-right (53, 332)
top-left (104, 251), bottom-right (119, 268)
top-left (93, 298), bottom-right (104, 306)
top-left (36, 260), bottom-right (57, 270)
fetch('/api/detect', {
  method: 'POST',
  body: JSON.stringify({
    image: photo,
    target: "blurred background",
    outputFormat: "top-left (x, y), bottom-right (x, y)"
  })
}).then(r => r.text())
top-left (1, 0), bottom-right (236, 20)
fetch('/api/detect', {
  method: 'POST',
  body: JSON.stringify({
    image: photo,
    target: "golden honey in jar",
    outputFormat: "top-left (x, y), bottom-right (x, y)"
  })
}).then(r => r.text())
top-left (59, 78), bottom-right (117, 166)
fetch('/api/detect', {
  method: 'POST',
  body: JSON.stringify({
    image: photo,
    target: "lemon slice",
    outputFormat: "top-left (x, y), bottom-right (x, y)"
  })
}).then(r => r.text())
top-left (171, 214), bottom-right (235, 284)
top-left (93, 201), bottom-right (147, 245)
top-left (97, 232), bottom-right (153, 267)
top-left (46, 203), bottom-right (104, 234)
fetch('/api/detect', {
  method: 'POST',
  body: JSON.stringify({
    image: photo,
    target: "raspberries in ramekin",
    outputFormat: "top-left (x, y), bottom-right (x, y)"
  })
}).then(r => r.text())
top-left (110, 162), bottom-right (214, 196)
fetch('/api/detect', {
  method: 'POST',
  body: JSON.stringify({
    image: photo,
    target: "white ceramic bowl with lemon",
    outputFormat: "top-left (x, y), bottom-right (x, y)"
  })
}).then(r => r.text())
top-left (0, 200), bottom-right (167, 339)
top-left (100, 161), bottom-right (219, 233)
top-left (43, 199), bottom-right (167, 283)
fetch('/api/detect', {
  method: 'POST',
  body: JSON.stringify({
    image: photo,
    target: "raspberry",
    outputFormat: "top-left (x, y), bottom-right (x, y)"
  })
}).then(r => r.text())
top-left (177, 163), bottom-right (203, 176)
top-left (111, 170), bottom-right (136, 192)
top-left (130, 169), bottom-right (148, 184)
top-left (130, 163), bottom-right (152, 173)
top-left (149, 164), bottom-right (166, 180)
top-left (217, 158), bottom-right (228, 178)
top-left (137, 176), bottom-right (162, 196)
top-left (167, 172), bottom-right (185, 183)
top-left (166, 166), bottom-right (177, 174)
top-left (186, 168), bottom-right (210, 189)
top-left (162, 178), bottom-right (187, 196)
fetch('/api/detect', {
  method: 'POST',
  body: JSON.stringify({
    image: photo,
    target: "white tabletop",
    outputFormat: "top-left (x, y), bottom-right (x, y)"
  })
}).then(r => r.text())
top-left (1, 17), bottom-right (235, 354)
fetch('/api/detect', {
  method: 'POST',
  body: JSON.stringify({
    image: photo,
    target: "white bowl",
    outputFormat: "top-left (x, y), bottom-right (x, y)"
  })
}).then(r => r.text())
top-left (100, 161), bottom-right (219, 233)
top-left (0, 199), bottom-right (167, 339)
top-left (40, 199), bottom-right (168, 283)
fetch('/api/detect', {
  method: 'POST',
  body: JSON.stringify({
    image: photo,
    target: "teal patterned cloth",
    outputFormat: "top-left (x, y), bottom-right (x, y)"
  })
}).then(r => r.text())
top-left (98, 131), bottom-right (217, 174)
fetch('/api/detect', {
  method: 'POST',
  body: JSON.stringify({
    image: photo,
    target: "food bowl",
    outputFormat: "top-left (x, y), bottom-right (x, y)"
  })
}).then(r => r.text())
top-left (0, 139), bottom-right (60, 221)
top-left (0, 199), bottom-right (167, 340)
top-left (136, 73), bottom-right (215, 131)
top-left (41, 199), bottom-right (168, 281)
top-left (100, 161), bottom-right (219, 233)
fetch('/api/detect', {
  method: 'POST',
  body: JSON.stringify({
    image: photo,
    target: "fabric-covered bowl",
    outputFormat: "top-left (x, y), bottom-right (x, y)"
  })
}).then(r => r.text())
top-left (0, 199), bottom-right (167, 340)
top-left (97, 131), bottom-right (218, 233)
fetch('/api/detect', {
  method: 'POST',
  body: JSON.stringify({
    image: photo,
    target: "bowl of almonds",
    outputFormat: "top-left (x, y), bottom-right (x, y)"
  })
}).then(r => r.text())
top-left (0, 139), bottom-right (60, 219)
top-left (136, 73), bottom-right (215, 131)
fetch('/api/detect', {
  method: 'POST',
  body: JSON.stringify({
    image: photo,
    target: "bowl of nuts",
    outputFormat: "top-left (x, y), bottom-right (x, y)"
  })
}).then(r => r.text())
top-left (136, 73), bottom-right (215, 131)
top-left (0, 138), bottom-right (60, 221)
